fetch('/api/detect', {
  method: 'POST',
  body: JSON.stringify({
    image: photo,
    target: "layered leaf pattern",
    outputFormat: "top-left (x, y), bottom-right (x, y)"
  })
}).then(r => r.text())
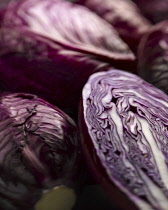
top-left (82, 69), bottom-right (168, 210)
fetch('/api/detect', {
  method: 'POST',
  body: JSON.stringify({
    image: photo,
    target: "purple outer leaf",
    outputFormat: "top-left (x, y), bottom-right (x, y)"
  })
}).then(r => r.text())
top-left (138, 21), bottom-right (168, 94)
top-left (0, 0), bottom-right (11, 9)
top-left (75, 0), bottom-right (151, 52)
top-left (0, 92), bottom-right (79, 209)
top-left (1, 0), bottom-right (134, 61)
top-left (0, 0), bottom-right (135, 113)
top-left (79, 69), bottom-right (168, 210)
top-left (131, 0), bottom-right (168, 23)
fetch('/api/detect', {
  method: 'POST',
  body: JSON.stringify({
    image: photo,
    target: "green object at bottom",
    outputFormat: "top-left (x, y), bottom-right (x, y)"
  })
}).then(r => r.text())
top-left (35, 186), bottom-right (76, 210)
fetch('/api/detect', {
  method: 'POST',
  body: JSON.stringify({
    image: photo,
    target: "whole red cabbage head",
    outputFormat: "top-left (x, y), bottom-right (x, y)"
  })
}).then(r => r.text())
top-left (0, 92), bottom-right (79, 210)
top-left (0, 0), bottom-right (135, 114)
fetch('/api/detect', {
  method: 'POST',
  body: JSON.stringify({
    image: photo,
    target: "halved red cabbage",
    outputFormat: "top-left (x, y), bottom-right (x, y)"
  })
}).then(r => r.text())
top-left (0, 92), bottom-right (79, 209)
top-left (138, 21), bottom-right (168, 94)
top-left (75, 0), bottom-right (151, 52)
top-left (79, 69), bottom-right (168, 210)
top-left (0, 0), bottom-right (135, 114)
top-left (131, 0), bottom-right (168, 23)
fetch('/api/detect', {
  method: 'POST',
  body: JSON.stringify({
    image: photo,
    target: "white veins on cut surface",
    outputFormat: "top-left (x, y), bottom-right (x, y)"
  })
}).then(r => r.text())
top-left (83, 70), bottom-right (168, 210)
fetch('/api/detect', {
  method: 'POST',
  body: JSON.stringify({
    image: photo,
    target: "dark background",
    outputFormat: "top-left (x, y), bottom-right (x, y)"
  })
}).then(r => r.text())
top-left (72, 185), bottom-right (119, 210)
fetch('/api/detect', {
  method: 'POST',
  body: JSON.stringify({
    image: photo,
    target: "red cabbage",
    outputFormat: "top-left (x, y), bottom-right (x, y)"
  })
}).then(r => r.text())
top-left (0, 0), bottom-right (135, 113)
top-left (74, 0), bottom-right (151, 52)
top-left (138, 21), bottom-right (168, 94)
top-left (131, 0), bottom-right (168, 23)
top-left (0, 92), bottom-right (79, 209)
top-left (0, 0), bottom-right (11, 9)
top-left (79, 69), bottom-right (168, 210)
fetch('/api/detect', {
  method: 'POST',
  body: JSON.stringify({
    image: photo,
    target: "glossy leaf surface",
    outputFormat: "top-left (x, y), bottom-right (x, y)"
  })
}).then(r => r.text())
top-left (75, 0), bottom-right (151, 52)
top-left (0, 0), bottom-right (135, 113)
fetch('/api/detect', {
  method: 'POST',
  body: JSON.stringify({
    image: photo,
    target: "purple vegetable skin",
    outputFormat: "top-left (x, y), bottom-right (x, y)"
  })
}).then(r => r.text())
top-left (79, 69), bottom-right (168, 210)
top-left (0, 0), bottom-right (11, 9)
top-left (131, 0), bottom-right (168, 23)
top-left (0, 0), bottom-right (135, 113)
top-left (138, 21), bottom-right (168, 94)
top-left (0, 92), bottom-right (79, 209)
top-left (75, 0), bottom-right (151, 52)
